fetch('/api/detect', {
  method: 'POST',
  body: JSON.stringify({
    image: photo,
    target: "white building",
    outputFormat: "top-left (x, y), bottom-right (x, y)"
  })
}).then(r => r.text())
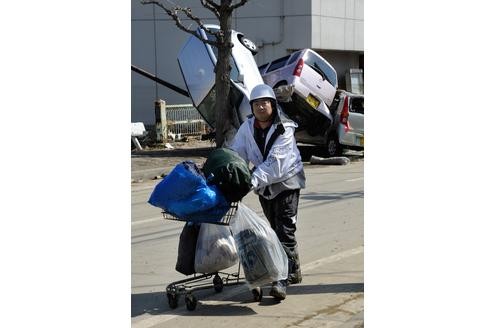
top-left (131, 0), bottom-right (364, 124)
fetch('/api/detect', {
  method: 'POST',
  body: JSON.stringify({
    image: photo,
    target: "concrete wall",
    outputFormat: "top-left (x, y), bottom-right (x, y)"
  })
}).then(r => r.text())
top-left (131, 0), bottom-right (364, 124)
top-left (316, 50), bottom-right (362, 89)
top-left (131, 0), bottom-right (217, 123)
top-left (311, 0), bottom-right (364, 51)
top-left (234, 0), bottom-right (312, 65)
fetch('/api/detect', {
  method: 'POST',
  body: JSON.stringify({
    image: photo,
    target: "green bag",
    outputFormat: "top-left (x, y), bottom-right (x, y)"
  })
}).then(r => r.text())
top-left (203, 148), bottom-right (252, 202)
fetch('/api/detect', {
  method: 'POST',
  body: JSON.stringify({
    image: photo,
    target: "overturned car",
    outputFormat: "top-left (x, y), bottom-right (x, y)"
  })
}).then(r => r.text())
top-left (177, 25), bottom-right (363, 156)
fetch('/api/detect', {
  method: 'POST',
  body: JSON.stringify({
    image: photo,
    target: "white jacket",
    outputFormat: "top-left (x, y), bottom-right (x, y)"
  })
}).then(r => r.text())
top-left (230, 109), bottom-right (304, 198)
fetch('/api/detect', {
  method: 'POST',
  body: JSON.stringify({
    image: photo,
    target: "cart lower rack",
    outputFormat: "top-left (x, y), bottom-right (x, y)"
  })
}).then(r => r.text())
top-left (161, 202), bottom-right (263, 311)
top-left (166, 265), bottom-right (244, 311)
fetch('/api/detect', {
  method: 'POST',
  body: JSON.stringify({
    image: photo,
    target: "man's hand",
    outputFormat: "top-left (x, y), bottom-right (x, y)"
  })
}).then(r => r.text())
top-left (250, 175), bottom-right (259, 190)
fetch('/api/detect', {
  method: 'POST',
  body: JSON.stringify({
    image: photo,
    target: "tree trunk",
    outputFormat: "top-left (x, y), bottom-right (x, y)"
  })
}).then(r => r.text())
top-left (141, 0), bottom-right (249, 147)
top-left (214, 2), bottom-right (234, 148)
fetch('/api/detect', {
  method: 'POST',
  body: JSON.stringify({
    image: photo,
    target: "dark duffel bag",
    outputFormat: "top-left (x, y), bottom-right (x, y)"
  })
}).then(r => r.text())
top-left (202, 148), bottom-right (252, 202)
top-left (175, 222), bottom-right (201, 275)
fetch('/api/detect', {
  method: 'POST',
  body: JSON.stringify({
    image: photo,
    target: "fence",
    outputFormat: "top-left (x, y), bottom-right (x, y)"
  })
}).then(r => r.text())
top-left (166, 104), bottom-right (208, 137)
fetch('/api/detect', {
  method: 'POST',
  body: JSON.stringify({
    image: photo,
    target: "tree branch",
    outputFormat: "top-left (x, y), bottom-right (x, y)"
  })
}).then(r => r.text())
top-left (200, 0), bottom-right (220, 19)
top-left (230, 0), bottom-right (248, 10)
top-left (141, 0), bottom-right (220, 47)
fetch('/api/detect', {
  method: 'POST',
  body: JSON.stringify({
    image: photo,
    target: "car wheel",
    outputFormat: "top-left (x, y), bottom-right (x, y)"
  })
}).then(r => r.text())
top-left (273, 81), bottom-right (292, 103)
top-left (273, 81), bottom-right (287, 88)
top-left (240, 36), bottom-right (257, 54)
top-left (326, 134), bottom-right (343, 157)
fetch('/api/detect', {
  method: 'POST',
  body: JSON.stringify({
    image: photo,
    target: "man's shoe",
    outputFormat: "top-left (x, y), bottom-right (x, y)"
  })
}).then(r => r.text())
top-left (269, 280), bottom-right (287, 300)
top-left (287, 271), bottom-right (302, 285)
top-left (287, 255), bottom-right (302, 285)
top-left (287, 246), bottom-right (302, 285)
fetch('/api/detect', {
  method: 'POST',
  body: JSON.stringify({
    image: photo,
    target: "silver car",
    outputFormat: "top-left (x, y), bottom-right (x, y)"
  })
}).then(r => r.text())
top-left (289, 89), bottom-right (363, 156)
top-left (331, 91), bottom-right (364, 155)
top-left (178, 27), bottom-right (363, 156)
top-left (177, 24), bottom-right (263, 131)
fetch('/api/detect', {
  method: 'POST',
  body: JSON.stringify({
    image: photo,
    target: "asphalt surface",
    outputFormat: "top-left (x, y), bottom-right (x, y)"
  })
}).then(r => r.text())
top-left (131, 140), bottom-right (363, 183)
top-left (131, 141), bottom-right (364, 327)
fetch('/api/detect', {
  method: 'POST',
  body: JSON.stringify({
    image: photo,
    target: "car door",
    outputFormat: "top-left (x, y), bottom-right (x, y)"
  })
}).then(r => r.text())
top-left (302, 51), bottom-right (337, 107)
top-left (177, 34), bottom-right (216, 121)
top-left (348, 96), bottom-right (364, 135)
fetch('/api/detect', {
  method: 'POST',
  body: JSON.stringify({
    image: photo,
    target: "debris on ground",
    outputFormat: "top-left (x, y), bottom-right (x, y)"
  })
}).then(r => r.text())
top-left (310, 155), bottom-right (350, 165)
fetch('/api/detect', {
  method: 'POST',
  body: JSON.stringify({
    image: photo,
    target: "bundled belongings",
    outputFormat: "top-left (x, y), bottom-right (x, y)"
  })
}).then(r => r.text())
top-left (148, 161), bottom-right (231, 223)
top-left (203, 148), bottom-right (252, 202)
top-left (175, 222), bottom-right (238, 276)
top-left (194, 223), bottom-right (238, 273)
top-left (230, 203), bottom-right (288, 289)
top-left (175, 222), bottom-right (201, 275)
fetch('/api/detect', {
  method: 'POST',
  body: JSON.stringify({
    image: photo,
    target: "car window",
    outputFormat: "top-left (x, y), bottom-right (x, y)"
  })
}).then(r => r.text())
top-left (304, 52), bottom-right (338, 87)
top-left (258, 63), bottom-right (268, 73)
top-left (196, 86), bottom-right (217, 125)
top-left (204, 30), bottom-right (218, 57)
top-left (266, 55), bottom-right (291, 73)
top-left (203, 30), bottom-right (241, 82)
top-left (229, 58), bottom-right (241, 81)
top-left (177, 34), bottom-right (216, 108)
top-left (287, 50), bottom-right (302, 65)
top-left (196, 84), bottom-right (245, 126)
top-left (350, 97), bottom-right (364, 114)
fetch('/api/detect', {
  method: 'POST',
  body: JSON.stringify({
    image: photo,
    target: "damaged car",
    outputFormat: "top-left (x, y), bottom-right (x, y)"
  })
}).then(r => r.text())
top-left (259, 49), bottom-right (363, 156)
top-left (258, 48), bottom-right (338, 123)
top-left (178, 26), bottom-right (363, 156)
top-left (177, 24), bottom-right (263, 137)
top-left (278, 88), bottom-right (364, 156)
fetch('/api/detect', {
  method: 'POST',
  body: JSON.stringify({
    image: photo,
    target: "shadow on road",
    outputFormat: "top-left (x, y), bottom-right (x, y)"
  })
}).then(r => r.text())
top-left (287, 282), bottom-right (363, 295)
top-left (299, 191), bottom-right (363, 210)
top-left (180, 303), bottom-right (257, 316)
top-left (132, 282), bottom-right (363, 317)
top-left (298, 145), bottom-right (364, 163)
top-left (132, 144), bottom-right (362, 163)
top-left (301, 191), bottom-right (363, 201)
top-left (298, 145), bottom-right (328, 160)
top-left (231, 282), bottom-right (363, 306)
top-left (131, 291), bottom-right (167, 317)
top-left (132, 147), bottom-right (213, 158)
top-left (131, 290), bottom-right (257, 317)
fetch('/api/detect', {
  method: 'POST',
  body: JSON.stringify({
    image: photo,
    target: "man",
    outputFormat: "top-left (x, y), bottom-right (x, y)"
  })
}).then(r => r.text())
top-left (230, 84), bottom-right (305, 300)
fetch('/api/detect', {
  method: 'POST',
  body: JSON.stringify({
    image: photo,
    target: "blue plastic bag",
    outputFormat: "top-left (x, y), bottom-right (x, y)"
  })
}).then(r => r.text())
top-left (182, 199), bottom-right (231, 224)
top-left (148, 161), bottom-right (230, 221)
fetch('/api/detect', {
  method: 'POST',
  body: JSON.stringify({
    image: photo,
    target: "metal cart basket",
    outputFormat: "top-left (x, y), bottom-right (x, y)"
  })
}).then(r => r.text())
top-left (161, 202), bottom-right (262, 311)
top-left (162, 202), bottom-right (239, 226)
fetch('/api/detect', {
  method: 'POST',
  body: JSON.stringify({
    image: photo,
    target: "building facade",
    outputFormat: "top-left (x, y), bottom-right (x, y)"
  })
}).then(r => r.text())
top-left (131, 0), bottom-right (364, 124)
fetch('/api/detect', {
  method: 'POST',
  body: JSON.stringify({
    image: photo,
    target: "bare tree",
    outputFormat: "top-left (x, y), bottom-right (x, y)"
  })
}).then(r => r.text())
top-left (142, 0), bottom-right (249, 147)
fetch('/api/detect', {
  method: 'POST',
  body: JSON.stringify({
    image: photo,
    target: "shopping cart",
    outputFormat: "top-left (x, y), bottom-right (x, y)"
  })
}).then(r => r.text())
top-left (162, 202), bottom-right (263, 311)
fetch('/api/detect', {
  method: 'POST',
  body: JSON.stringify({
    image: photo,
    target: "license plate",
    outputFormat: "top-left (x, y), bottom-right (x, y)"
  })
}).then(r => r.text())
top-left (358, 136), bottom-right (364, 146)
top-left (305, 94), bottom-right (320, 109)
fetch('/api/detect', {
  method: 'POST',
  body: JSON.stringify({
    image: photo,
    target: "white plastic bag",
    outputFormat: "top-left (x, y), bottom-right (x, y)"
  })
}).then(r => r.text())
top-left (230, 203), bottom-right (288, 289)
top-left (194, 223), bottom-right (238, 273)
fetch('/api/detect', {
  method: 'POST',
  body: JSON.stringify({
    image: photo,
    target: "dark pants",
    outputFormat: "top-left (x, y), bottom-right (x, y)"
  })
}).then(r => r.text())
top-left (259, 189), bottom-right (301, 280)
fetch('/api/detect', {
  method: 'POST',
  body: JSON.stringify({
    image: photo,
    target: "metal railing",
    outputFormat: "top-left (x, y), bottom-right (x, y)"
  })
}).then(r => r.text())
top-left (166, 104), bottom-right (208, 136)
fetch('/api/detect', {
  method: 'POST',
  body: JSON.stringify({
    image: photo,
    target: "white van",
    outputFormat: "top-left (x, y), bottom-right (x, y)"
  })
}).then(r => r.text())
top-left (258, 49), bottom-right (338, 122)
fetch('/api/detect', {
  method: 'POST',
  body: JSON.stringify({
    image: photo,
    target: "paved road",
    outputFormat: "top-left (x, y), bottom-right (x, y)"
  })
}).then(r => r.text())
top-left (131, 159), bottom-right (364, 328)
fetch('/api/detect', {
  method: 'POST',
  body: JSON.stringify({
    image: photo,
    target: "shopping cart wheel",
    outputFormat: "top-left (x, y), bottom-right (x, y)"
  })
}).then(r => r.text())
top-left (167, 292), bottom-right (179, 309)
top-left (213, 274), bottom-right (224, 293)
top-left (252, 287), bottom-right (263, 302)
top-left (185, 294), bottom-right (197, 311)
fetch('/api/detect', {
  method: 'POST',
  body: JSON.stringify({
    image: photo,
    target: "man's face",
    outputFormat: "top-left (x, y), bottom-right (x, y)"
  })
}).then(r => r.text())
top-left (252, 98), bottom-right (273, 122)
